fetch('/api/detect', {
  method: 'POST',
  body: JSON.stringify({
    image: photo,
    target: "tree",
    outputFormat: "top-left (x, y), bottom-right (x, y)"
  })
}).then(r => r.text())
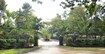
top-left (50, 15), bottom-right (67, 45)
top-left (61, 0), bottom-right (105, 36)
top-left (14, 3), bottom-right (41, 46)
top-left (0, 0), bottom-right (6, 11)
top-left (66, 7), bottom-right (88, 34)
top-left (0, 0), bottom-right (44, 48)
top-left (32, 0), bottom-right (43, 4)
top-left (0, 0), bottom-right (15, 39)
top-left (32, 18), bottom-right (43, 46)
top-left (61, 0), bottom-right (105, 22)
top-left (0, 0), bottom-right (7, 26)
top-left (22, 3), bottom-right (32, 15)
top-left (41, 28), bottom-right (51, 41)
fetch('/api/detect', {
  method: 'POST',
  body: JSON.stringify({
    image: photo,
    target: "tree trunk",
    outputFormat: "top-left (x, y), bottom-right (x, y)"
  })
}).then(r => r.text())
top-left (0, 15), bottom-right (2, 26)
top-left (59, 36), bottom-right (63, 46)
top-left (16, 38), bottom-right (19, 48)
top-left (34, 30), bottom-right (39, 46)
top-left (34, 36), bottom-right (38, 46)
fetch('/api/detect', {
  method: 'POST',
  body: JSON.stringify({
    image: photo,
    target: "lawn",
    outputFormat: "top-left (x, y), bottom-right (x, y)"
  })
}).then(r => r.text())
top-left (0, 47), bottom-right (40, 54)
top-left (62, 46), bottom-right (105, 51)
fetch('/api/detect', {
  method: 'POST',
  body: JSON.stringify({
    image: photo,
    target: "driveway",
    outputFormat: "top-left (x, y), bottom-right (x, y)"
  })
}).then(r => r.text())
top-left (23, 39), bottom-right (105, 54)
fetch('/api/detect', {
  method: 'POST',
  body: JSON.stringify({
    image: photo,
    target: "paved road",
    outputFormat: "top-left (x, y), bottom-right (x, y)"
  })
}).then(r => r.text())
top-left (23, 39), bottom-right (105, 54)
top-left (23, 39), bottom-right (61, 54)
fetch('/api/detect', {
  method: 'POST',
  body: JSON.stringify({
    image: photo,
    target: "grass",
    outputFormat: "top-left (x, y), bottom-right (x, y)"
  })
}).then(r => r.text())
top-left (0, 47), bottom-right (40, 54)
top-left (62, 46), bottom-right (105, 51)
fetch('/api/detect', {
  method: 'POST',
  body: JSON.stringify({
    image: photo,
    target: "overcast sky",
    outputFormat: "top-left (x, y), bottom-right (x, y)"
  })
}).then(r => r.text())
top-left (5, 0), bottom-right (105, 21)
top-left (5, 0), bottom-right (65, 21)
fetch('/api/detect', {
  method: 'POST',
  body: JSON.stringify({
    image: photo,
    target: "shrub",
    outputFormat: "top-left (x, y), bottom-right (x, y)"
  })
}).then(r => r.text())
top-left (29, 38), bottom-right (34, 44)
top-left (85, 39), bottom-right (93, 46)
top-left (75, 38), bottom-right (84, 46)
top-left (0, 39), bottom-right (17, 49)
top-left (65, 37), bottom-right (73, 46)
top-left (0, 39), bottom-right (10, 49)
top-left (65, 37), bottom-right (105, 47)
top-left (6, 39), bottom-right (16, 48)
top-left (16, 39), bottom-right (27, 48)
top-left (92, 39), bottom-right (103, 47)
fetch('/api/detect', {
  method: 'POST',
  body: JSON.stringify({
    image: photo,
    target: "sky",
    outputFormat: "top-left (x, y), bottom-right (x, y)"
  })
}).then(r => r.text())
top-left (5, 0), bottom-right (105, 22)
top-left (5, 0), bottom-right (65, 22)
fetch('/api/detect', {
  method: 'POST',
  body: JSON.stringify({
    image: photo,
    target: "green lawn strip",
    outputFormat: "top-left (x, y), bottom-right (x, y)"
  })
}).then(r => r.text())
top-left (20, 46), bottom-right (41, 54)
top-left (62, 46), bottom-right (105, 51)
top-left (0, 46), bottom-right (41, 54)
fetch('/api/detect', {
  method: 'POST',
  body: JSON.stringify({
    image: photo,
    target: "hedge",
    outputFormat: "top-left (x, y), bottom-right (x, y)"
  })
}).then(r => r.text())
top-left (0, 39), bottom-right (34, 49)
top-left (65, 37), bottom-right (105, 47)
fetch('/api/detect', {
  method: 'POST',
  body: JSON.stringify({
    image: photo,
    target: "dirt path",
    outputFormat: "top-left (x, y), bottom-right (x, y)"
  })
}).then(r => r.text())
top-left (23, 39), bottom-right (105, 54)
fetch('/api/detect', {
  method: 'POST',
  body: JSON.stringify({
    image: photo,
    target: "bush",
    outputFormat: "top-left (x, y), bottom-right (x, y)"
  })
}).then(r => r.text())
top-left (16, 39), bottom-right (27, 48)
top-left (29, 38), bottom-right (34, 44)
top-left (0, 38), bottom-right (34, 49)
top-left (65, 37), bottom-right (105, 47)
top-left (85, 39), bottom-right (92, 46)
top-left (6, 39), bottom-right (16, 48)
top-left (75, 38), bottom-right (85, 46)
top-left (92, 39), bottom-right (103, 47)
top-left (0, 39), bottom-right (16, 49)
top-left (0, 39), bottom-right (8, 49)
top-left (65, 37), bottom-right (73, 46)
top-left (0, 39), bottom-right (17, 49)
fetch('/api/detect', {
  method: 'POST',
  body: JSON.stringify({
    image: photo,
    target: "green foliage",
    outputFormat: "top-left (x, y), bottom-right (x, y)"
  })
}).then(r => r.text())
top-left (65, 7), bottom-right (88, 34)
top-left (75, 38), bottom-right (86, 46)
top-left (41, 28), bottom-right (51, 40)
top-left (0, 38), bottom-right (35, 49)
top-left (6, 39), bottom-right (16, 48)
top-left (22, 3), bottom-right (32, 11)
top-left (50, 16), bottom-right (67, 37)
top-left (63, 46), bottom-right (105, 51)
top-left (0, 1), bottom-right (43, 49)
top-left (65, 37), bottom-right (73, 46)
top-left (29, 38), bottom-right (34, 44)
top-left (65, 37), bottom-right (72, 43)
top-left (65, 37), bottom-right (105, 47)
top-left (0, 0), bottom-right (6, 11)
top-left (0, 39), bottom-right (16, 49)
top-left (0, 48), bottom-right (35, 54)
top-left (17, 39), bottom-right (27, 48)
top-left (61, 0), bottom-right (103, 16)
top-left (0, 39), bottom-right (8, 49)
top-left (60, 0), bottom-right (105, 35)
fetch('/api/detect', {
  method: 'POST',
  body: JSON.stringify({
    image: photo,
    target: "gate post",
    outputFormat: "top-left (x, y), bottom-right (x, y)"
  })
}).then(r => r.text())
top-left (59, 36), bottom-right (64, 46)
